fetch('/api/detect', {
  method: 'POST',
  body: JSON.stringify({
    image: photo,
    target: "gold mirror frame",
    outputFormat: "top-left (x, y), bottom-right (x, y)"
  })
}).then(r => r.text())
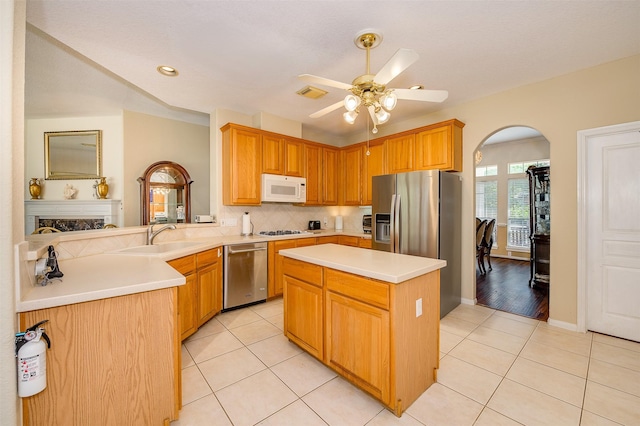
top-left (44, 130), bottom-right (102, 180)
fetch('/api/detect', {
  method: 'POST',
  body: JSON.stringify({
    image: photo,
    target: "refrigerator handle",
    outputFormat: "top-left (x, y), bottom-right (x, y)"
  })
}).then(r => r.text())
top-left (390, 194), bottom-right (397, 253)
top-left (394, 194), bottom-right (401, 253)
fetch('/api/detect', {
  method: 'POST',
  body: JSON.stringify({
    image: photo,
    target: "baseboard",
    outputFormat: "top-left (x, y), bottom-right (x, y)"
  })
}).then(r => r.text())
top-left (490, 254), bottom-right (529, 261)
top-left (461, 298), bottom-right (476, 306)
top-left (547, 318), bottom-right (579, 332)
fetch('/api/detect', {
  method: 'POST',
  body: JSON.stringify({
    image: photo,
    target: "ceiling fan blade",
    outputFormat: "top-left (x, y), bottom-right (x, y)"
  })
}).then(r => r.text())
top-left (309, 100), bottom-right (345, 118)
top-left (393, 88), bottom-right (449, 103)
top-left (373, 48), bottom-right (419, 85)
top-left (298, 74), bottom-right (353, 91)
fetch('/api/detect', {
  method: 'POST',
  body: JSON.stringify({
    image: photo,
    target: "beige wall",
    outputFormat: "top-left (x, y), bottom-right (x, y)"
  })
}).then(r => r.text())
top-left (384, 55), bottom-right (639, 326)
top-left (123, 110), bottom-right (210, 226)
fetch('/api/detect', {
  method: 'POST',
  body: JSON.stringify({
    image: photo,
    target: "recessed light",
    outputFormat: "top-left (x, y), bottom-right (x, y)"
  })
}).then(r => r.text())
top-left (157, 65), bottom-right (179, 77)
top-left (409, 84), bottom-right (424, 90)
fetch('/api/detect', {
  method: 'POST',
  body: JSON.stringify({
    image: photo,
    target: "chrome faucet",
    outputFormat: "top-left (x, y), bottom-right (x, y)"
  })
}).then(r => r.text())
top-left (147, 224), bottom-right (176, 245)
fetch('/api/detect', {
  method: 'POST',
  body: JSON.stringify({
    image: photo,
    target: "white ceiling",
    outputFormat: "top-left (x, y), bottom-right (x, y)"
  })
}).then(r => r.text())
top-left (24, 1), bottom-right (640, 140)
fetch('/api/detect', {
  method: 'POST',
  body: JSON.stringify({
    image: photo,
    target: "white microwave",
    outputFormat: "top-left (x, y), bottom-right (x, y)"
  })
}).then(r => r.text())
top-left (261, 174), bottom-right (307, 203)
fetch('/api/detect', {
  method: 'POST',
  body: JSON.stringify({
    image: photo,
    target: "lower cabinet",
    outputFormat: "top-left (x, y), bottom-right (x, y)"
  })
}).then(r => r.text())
top-left (20, 287), bottom-right (180, 425)
top-left (283, 257), bottom-right (440, 416)
top-left (169, 247), bottom-right (223, 340)
top-left (325, 291), bottom-right (390, 402)
top-left (338, 235), bottom-right (372, 248)
top-left (268, 237), bottom-right (323, 298)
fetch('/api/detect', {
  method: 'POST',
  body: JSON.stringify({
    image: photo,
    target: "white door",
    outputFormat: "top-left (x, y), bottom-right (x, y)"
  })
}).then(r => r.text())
top-left (582, 123), bottom-right (640, 342)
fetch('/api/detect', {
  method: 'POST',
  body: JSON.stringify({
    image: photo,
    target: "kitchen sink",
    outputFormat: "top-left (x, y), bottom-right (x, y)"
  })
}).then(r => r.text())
top-left (114, 241), bottom-right (204, 255)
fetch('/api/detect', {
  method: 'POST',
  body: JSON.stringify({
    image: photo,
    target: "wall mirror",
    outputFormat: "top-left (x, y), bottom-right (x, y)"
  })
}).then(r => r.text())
top-left (138, 161), bottom-right (193, 225)
top-left (44, 130), bottom-right (102, 180)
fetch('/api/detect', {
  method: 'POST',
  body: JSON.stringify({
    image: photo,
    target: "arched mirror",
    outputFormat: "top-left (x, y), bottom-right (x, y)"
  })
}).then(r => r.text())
top-left (138, 161), bottom-right (193, 225)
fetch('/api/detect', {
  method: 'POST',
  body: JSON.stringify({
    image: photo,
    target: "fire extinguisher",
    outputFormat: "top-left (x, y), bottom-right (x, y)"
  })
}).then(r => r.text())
top-left (16, 320), bottom-right (51, 397)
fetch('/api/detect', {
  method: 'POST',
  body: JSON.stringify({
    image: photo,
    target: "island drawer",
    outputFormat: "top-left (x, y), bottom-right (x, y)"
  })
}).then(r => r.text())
top-left (283, 257), bottom-right (323, 287)
top-left (325, 268), bottom-right (389, 310)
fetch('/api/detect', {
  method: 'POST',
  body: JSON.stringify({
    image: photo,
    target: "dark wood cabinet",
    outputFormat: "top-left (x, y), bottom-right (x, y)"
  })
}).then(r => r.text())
top-left (527, 166), bottom-right (550, 288)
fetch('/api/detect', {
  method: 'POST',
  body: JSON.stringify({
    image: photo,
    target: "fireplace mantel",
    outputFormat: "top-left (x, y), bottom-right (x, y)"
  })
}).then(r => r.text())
top-left (25, 199), bottom-right (122, 234)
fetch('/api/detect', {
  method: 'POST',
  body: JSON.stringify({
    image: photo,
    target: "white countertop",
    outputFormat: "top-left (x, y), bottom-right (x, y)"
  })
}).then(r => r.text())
top-left (18, 229), bottom-right (373, 312)
top-left (279, 244), bottom-right (446, 284)
top-left (17, 254), bottom-right (185, 312)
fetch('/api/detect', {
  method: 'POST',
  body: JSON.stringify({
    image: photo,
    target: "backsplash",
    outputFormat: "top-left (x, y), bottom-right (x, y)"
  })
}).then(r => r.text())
top-left (216, 204), bottom-right (371, 235)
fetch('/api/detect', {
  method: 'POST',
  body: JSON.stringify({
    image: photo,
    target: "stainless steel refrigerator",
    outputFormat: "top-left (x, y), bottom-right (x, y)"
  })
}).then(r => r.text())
top-left (372, 170), bottom-right (461, 317)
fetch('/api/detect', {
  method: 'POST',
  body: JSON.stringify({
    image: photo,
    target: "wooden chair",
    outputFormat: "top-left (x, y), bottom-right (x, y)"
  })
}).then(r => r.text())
top-left (479, 219), bottom-right (496, 273)
top-left (476, 219), bottom-right (487, 274)
top-left (32, 226), bottom-right (62, 234)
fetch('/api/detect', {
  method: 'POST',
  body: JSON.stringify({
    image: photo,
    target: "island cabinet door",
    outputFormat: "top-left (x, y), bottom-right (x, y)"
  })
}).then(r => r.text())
top-left (325, 291), bottom-right (390, 404)
top-left (283, 275), bottom-right (323, 359)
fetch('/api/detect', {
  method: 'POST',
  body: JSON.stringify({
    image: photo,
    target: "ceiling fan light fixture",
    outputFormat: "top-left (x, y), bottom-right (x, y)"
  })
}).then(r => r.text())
top-left (381, 91), bottom-right (397, 111)
top-left (344, 110), bottom-right (358, 124)
top-left (375, 108), bottom-right (390, 124)
top-left (344, 94), bottom-right (361, 112)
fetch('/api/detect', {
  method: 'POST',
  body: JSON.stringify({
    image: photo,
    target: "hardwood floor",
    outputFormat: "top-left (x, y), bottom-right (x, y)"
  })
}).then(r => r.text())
top-left (476, 257), bottom-right (549, 321)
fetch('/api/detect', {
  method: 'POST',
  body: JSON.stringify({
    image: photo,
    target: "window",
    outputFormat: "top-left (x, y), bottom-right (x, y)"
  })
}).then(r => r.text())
top-left (476, 166), bottom-right (497, 246)
top-left (507, 178), bottom-right (530, 248)
top-left (508, 159), bottom-right (550, 174)
top-left (476, 165), bottom-right (498, 177)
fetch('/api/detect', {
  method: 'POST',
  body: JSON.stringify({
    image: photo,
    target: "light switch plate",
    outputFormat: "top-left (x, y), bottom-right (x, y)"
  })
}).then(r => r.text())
top-left (416, 298), bottom-right (422, 317)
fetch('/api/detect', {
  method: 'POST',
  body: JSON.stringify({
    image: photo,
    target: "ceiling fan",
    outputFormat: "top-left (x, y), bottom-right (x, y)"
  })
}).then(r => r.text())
top-left (299, 30), bottom-right (448, 133)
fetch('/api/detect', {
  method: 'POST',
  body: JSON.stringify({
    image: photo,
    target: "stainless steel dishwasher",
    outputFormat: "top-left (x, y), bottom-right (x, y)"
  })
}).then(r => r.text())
top-left (223, 242), bottom-right (268, 310)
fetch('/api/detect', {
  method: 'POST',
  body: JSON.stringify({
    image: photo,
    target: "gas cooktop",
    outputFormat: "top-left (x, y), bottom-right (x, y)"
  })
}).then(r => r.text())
top-left (257, 230), bottom-right (313, 237)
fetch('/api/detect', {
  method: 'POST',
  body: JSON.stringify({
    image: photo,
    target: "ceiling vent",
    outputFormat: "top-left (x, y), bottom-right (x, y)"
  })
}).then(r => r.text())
top-left (296, 85), bottom-right (328, 99)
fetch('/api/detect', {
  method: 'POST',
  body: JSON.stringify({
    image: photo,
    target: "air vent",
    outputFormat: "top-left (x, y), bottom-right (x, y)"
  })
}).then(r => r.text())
top-left (296, 85), bottom-right (328, 99)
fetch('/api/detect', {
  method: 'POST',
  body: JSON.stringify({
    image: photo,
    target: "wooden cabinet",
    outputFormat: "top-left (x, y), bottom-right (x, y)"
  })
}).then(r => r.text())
top-left (325, 284), bottom-right (390, 402)
top-left (322, 147), bottom-right (339, 205)
top-left (385, 133), bottom-right (415, 174)
top-left (262, 133), bottom-right (284, 175)
top-left (363, 140), bottom-right (386, 206)
top-left (338, 235), bottom-right (371, 248)
top-left (168, 255), bottom-right (198, 340)
top-left (303, 143), bottom-right (338, 206)
top-left (284, 138), bottom-right (305, 177)
top-left (196, 248), bottom-right (223, 326)
top-left (415, 119), bottom-right (464, 172)
top-left (303, 144), bottom-right (322, 205)
top-left (281, 257), bottom-right (441, 416)
top-left (316, 235), bottom-right (340, 245)
top-left (268, 237), bottom-right (317, 297)
top-left (169, 248), bottom-right (223, 340)
top-left (341, 144), bottom-right (364, 205)
top-left (20, 287), bottom-right (180, 425)
top-left (283, 258), bottom-right (324, 359)
top-left (221, 123), bottom-right (262, 205)
top-left (262, 134), bottom-right (305, 177)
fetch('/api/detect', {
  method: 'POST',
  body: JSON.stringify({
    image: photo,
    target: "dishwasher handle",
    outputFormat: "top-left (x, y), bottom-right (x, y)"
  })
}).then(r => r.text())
top-left (227, 246), bottom-right (267, 255)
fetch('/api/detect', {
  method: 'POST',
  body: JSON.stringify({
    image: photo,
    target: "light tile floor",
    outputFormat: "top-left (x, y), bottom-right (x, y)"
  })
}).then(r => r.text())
top-left (172, 299), bottom-right (640, 426)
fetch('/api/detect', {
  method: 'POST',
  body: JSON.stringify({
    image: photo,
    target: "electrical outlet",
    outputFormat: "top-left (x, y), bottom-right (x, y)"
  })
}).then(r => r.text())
top-left (323, 217), bottom-right (327, 226)
top-left (508, 251), bottom-right (512, 256)
top-left (416, 298), bottom-right (423, 317)
top-left (222, 218), bottom-right (237, 227)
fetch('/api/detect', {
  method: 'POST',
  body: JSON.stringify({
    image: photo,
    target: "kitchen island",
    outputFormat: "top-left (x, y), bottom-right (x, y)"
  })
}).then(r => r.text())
top-left (279, 244), bottom-right (446, 416)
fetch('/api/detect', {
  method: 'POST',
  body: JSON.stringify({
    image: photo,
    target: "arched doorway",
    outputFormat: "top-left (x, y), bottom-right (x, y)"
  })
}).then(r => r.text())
top-left (474, 126), bottom-right (550, 321)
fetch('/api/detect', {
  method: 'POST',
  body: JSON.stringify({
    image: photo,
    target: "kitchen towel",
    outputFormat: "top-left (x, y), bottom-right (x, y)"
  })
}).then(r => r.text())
top-left (242, 212), bottom-right (252, 235)
top-left (335, 215), bottom-right (343, 230)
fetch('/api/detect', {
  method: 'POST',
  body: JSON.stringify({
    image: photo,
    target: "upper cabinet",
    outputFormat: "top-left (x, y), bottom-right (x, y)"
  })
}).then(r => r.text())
top-left (138, 161), bottom-right (192, 225)
top-left (385, 133), bottom-right (415, 174)
top-left (262, 133), bottom-right (305, 177)
top-left (221, 118), bottom-right (463, 207)
top-left (221, 123), bottom-right (263, 206)
top-left (415, 119), bottom-right (464, 172)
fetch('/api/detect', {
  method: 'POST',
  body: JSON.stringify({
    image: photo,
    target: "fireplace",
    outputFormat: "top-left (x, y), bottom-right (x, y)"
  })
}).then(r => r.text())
top-left (25, 200), bottom-right (122, 234)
